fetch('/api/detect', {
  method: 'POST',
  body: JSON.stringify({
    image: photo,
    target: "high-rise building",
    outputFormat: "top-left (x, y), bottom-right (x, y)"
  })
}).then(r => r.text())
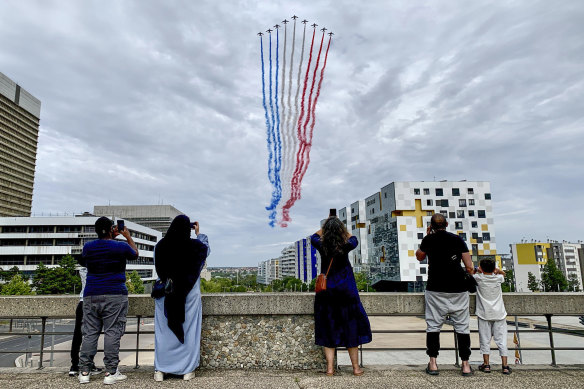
top-left (0, 216), bottom-right (161, 282)
top-left (511, 241), bottom-right (584, 292)
top-left (0, 72), bottom-right (41, 217)
top-left (330, 181), bottom-right (497, 291)
top-left (93, 205), bottom-right (184, 235)
top-left (256, 258), bottom-right (280, 285)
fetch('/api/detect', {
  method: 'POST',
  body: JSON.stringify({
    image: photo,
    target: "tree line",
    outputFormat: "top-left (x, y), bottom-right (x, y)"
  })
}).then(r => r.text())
top-left (526, 257), bottom-right (581, 292)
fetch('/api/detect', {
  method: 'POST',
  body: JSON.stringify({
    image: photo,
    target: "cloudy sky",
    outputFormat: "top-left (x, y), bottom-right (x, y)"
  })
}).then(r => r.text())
top-left (1, 0), bottom-right (583, 266)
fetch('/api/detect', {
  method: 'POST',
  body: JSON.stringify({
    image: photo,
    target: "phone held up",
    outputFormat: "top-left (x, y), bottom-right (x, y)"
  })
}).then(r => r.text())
top-left (117, 219), bottom-right (125, 233)
top-left (329, 208), bottom-right (337, 218)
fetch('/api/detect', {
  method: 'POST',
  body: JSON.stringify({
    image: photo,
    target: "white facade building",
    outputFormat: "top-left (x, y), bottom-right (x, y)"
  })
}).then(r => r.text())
top-left (0, 216), bottom-right (161, 282)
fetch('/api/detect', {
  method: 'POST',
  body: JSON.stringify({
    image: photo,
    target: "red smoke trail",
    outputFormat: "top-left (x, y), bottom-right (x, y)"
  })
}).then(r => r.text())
top-left (297, 35), bottom-right (332, 187)
top-left (292, 32), bottom-right (325, 201)
top-left (282, 27), bottom-right (317, 223)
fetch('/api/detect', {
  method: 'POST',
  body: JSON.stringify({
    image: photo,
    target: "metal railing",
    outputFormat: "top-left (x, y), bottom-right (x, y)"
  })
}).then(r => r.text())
top-left (1, 313), bottom-right (583, 370)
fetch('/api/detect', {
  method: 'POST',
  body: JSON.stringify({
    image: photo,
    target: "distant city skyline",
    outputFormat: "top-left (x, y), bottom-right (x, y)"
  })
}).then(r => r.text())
top-left (0, 1), bottom-right (583, 266)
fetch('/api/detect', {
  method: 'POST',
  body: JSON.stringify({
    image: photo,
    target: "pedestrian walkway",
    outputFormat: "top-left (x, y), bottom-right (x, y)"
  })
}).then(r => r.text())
top-left (1, 365), bottom-right (583, 388)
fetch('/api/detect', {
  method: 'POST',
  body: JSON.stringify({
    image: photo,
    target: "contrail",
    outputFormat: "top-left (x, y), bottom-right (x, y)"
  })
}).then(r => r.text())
top-left (259, 36), bottom-right (273, 190)
top-left (274, 27), bottom-right (282, 204)
top-left (298, 35), bottom-right (332, 187)
top-left (266, 32), bottom-right (277, 226)
top-left (282, 26), bottom-right (316, 223)
top-left (280, 23), bottom-right (288, 215)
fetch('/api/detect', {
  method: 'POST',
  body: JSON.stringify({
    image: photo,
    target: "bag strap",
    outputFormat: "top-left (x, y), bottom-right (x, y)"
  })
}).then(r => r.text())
top-left (324, 257), bottom-right (334, 277)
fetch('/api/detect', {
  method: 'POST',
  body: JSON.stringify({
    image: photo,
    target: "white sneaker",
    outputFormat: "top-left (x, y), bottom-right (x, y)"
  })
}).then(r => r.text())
top-left (103, 370), bottom-right (127, 385)
top-left (154, 371), bottom-right (164, 382)
top-left (78, 372), bottom-right (90, 384)
top-left (183, 371), bottom-right (195, 381)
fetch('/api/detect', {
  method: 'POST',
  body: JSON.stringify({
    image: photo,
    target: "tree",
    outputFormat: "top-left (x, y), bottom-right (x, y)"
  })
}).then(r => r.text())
top-left (32, 255), bottom-right (81, 295)
top-left (501, 269), bottom-right (515, 292)
top-left (567, 273), bottom-right (581, 292)
top-left (1, 274), bottom-right (33, 295)
top-left (527, 272), bottom-right (540, 292)
top-left (355, 272), bottom-right (375, 292)
top-left (308, 277), bottom-right (316, 292)
top-left (126, 270), bottom-right (145, 294)
top-left (270, 279), bottom-right (285, 292)
top-left (540, 257), bottom-right (568, 292)
top-left (0, 266), bottom-right (22, 282)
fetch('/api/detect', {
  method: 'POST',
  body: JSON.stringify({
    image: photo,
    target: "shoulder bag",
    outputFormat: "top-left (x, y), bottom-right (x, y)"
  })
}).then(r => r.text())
top-left (151, 277), bottom-right (175, 299)
top-left (315, 258), bottom-right (333, 294)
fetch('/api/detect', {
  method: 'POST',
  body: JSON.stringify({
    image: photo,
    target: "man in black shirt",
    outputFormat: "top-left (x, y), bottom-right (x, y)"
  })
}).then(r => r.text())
top-left (416, 213), bottom-right (474, 376)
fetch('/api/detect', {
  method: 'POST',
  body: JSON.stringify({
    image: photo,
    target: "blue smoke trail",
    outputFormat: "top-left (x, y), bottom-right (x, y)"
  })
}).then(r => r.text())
top-left (266, 32), bottom-right (277, 226)
top-left (260, 37), bottom-right (274, 190)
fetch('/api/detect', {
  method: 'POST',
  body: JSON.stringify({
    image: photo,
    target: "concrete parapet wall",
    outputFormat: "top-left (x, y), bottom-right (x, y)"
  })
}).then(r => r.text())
top-left (1, 293), bottom-right (583, 369)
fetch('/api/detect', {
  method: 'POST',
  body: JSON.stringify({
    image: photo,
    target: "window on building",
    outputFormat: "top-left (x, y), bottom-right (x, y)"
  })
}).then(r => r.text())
top-left (2, 226), bottom-right (27, 233)
top-left (483, 233), bottom-right (491, 241)
top-left (468, 188), bottom-right (474, 194)
top-left (449, 212), bottom-right (455, 219)
top-left (423, 188), bottom-right (430, 195)
top-left (471, 221), bottom-right (478, 228)
top-left (485, 193), bottom-right (491, 200)
top-left (417, 233), bottom-right (424, 240)
top-left (472, 232), bottom-right (479, 239)
top-left (452, 188), bottom-right (460, 196)
top-left (458, 232), bottom-right (467, 241)
top-left (459, 199), bottom-right (466, 207)
top-left (435, 188), bottom-right (443, 196)
top-left (469, 199), bottom-right (475, 206)
top-left (0, 256), bottom-right (25, 266)
top-left (414, 188), bottom-right (420, 195)
top-left (420, 267), bottom-right (427, 275)
top-left (478, 210), bottom-right (486, 218)
top-left (427, 199), bottom-right (433, 206)
top-left (441, 199), bottom-right (449, 207)
top-left (440, 210), bottom-right (448, 216)
top-left (29, 226), bottom-right (53, 233)
top-left (472, 244), bottom-right (479, 253)
top-left (468, 210), bottom-right (475, 217)
top-left (351, 208), bottom-right (354, 213)
top-left (457, 210), bottom-right (465, 218)
top-left (455, 221), bottom-right (463, 229)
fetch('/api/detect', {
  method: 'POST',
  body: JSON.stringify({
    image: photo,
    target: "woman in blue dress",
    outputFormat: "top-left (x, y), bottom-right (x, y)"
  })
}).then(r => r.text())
top-left (153, 215), bottom-right (210, 382)
top-left (311, 216), bottom-right (372, 376)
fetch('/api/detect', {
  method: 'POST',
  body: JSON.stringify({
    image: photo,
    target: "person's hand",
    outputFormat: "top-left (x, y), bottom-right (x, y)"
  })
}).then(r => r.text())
top-left (111, 226), bottom-right (120, 238)
top-left (119, 226), bottom-right (131, 240)
top-left (193, 221), bottom-right (200, 235)
top-left (426, 225), bottom-right (433, 235)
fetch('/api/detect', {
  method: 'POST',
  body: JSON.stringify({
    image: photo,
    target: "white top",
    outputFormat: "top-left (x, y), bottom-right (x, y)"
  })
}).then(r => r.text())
top-left (473, 273), bottom-right (507, 321)
top-left (79, 267), bottom-right (87, 301)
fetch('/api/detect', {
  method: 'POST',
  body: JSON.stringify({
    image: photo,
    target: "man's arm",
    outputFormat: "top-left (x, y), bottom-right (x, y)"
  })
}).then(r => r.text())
top-left (462, 252), bottom-right (473, 273)
top-left (120, 227), bottom-right (139, 257)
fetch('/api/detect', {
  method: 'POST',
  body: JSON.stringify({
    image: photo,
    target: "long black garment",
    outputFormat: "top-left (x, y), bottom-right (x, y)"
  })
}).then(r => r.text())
top-left (154, 215), bottom-right (208, 343)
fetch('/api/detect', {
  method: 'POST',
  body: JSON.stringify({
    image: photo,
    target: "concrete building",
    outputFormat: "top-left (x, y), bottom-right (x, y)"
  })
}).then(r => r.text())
top-left (328, 181), bottom-right (497, 291)
top-left (511, 241), bottom-right (584, 292)
top-left (0, 72), bottom-right (41, 217)
top-left (93, 205), bottom-right (184, 235)
top-left (0, 216), bottom-right (161, 282)
top-left (280, 245), bottom-right (297, 278)
top-left (257, 258), bottom-right (280, 285)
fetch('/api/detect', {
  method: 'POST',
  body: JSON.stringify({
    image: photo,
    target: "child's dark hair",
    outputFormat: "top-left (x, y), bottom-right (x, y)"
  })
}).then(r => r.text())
top-left (480, 258), bottom-right (496, 273)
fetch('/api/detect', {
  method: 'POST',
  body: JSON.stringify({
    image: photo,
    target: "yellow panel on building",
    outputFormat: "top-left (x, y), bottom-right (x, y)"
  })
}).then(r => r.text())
top-left (484, 243), bottom-right (490, 250)
top-left (400, 225), bottom-right (407, 231)
top-left (516, 243), bottom-right (551, 265)
top-left (408, 250), bottom-right (415, 257)
top-left (482, 224), bottom-right (489, 231)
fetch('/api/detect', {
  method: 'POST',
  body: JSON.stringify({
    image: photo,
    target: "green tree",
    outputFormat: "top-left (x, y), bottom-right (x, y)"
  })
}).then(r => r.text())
top-left (567, 273), bottom-right (581, 292)
top-left (354, 272), bottom-right (375, 292)
top-left (1, 274), bottom-right (33, 295)
top-left (0, 266), bottom-right (22, 282)
top-left (501, 269), bottom-right (515, 292)
top-left (540, 257), bottom-right (568, 292)
top-left (270, 279), bottom-right (285, 292)
top-left (527, 272), bottom-right (540, 292)
top-left (308, 277), bottom-right (316, 292)
top-left (126, 270), bottom-right (145, 294)
top-left (32, 255), bottom-right (81, 294)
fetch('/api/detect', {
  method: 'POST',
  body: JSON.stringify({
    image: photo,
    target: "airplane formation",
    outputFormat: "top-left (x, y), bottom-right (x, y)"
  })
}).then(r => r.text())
top-left (258, 15), bottom-right (333, 37)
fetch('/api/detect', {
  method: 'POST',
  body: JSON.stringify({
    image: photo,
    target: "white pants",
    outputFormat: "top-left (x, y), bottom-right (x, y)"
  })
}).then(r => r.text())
top-left (478, 318), bottom-right (508, 357)
top-left (425, 291), bottom-right (470, 334)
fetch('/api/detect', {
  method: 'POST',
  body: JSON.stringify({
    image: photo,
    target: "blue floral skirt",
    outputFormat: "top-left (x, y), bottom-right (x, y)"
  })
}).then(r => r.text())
top-left (314, 266), bottom-right (372, 348)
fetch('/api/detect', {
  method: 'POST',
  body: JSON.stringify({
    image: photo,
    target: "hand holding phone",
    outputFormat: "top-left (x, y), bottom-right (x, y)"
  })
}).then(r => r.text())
top-left (117, 219), bottom-right (125, 233)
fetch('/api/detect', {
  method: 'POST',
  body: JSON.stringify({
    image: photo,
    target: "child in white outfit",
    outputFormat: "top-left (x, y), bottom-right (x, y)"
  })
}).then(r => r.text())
top-left (473, 258), bottom-right (512, 375)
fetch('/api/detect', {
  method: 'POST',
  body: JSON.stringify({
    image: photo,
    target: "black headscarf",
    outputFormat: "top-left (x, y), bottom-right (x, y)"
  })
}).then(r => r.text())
top-left (154, 215), bottom-right (208, 343)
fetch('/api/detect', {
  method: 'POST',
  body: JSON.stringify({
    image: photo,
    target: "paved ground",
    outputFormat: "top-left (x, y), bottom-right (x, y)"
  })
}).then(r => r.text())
top-left (1, 365), bottom-right (584, 389)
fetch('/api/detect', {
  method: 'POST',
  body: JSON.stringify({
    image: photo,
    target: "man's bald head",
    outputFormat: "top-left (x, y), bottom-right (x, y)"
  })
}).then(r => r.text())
top-left (430, 213), bottom-right (448, 231)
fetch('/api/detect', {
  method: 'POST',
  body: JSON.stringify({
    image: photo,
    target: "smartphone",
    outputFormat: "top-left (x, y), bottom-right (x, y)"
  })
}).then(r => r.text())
top-left (117, 219), bottom-right (125, 232)
top-left (190, 222), bottom-right (196, 229)
top-left (329, 208), bottom-right (337, 217)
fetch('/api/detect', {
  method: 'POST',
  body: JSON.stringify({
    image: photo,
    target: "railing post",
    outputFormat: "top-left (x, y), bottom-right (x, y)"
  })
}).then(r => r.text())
top-left (37, 317), bottom-right (47, 370)
top-left (545, 314), bottom-right (557, 367)
top-left (359, 343), bottom-right (363, 368)
top-left (9, 319), bottom-right (13, 333)
top-left (134, 316), bottom-right (141, 369)
top-left (453, 331), bottom-right (460, 367)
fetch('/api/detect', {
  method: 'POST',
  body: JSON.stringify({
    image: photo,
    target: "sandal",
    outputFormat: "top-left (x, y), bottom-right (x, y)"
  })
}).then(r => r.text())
top-left (502, 365), bottom-right (512, 375)
top-left (461, 366), bottom-right (473, 377)
top-left (324, 370), bottom-right (334, 376)
top-left (425, 363), bottom-right (439, 376)
top-left (478, 364), bottom-right (491, 373)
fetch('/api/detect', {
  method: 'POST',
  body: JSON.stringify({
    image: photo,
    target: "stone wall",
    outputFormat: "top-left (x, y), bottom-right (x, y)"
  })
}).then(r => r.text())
top-left (201, 315), bottom-right (323, 369)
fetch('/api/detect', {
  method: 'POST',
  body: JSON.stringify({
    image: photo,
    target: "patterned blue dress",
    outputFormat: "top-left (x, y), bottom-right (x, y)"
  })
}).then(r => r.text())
top-left (311, 234), bottom-right (372, 348)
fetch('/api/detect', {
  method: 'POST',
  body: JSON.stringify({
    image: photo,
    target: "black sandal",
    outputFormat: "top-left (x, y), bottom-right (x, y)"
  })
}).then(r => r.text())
top-left (461, 366), bottom-right (473, 376)
top-left (478, 364), bottom-right (491, 373)
top-left (425, 363), bottom-right (439, 376)
top-left (502, 365), bottom-right (512, 375)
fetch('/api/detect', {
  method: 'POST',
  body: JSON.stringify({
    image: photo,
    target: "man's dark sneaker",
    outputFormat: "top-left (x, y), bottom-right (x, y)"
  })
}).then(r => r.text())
top-left (90, 366), bottom-right (104, 375)
top-left (68, 366), bottom-right (79, 377)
